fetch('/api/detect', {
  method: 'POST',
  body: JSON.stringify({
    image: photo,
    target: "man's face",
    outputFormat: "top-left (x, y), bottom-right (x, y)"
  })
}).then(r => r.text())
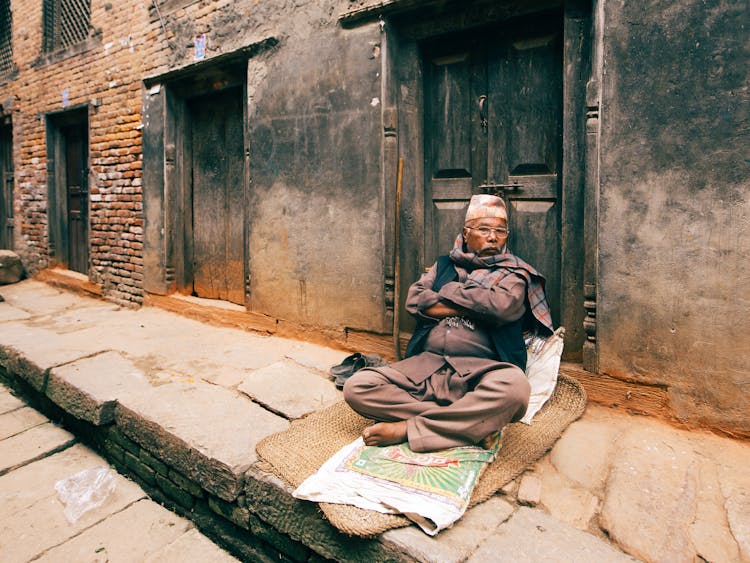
top-left (463, 217), bottom-right (509, 257)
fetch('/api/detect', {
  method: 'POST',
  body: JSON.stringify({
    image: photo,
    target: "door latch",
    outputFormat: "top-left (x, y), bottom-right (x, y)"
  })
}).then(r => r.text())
top-left (477, 181), bottom-right (523, 196)
top-left (478, 95), bottom-right (488, 131)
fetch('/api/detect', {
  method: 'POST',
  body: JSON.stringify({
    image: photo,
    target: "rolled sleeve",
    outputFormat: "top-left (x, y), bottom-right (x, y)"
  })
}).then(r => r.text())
top-left (438, 273), bottom-right (527, 325)
top-left (405, 263), bottom-right (441, 316)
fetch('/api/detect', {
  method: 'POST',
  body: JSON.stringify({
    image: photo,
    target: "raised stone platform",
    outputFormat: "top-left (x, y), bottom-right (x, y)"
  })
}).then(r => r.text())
top-left (0, 278), bottom-right (747, 562)
top-left (0, 384), bottom-right (238, 562)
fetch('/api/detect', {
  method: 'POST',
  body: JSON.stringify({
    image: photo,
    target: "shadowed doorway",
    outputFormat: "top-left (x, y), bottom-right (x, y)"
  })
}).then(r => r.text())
top-left (47, 108), bottom-right (89, 274)
top-left (186, 87), bottom-right (245, 305)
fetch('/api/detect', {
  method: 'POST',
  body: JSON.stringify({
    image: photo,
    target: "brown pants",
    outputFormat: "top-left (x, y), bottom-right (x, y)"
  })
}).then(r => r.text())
top-left (342, 362), bottom-right (530, 452)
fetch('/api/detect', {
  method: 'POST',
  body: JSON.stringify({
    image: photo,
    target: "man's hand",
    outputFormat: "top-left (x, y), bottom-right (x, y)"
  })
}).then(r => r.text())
top-left (423, 301), bottom-right (471, 319)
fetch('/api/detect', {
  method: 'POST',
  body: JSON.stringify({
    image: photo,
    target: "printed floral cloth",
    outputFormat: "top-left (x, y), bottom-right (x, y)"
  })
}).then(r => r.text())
top-left (293, 432), bottom-right (502, 535)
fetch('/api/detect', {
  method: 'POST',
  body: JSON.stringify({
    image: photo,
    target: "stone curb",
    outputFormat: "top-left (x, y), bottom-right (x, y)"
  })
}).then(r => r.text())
top-left (0, 361), bottom-right (408, 561)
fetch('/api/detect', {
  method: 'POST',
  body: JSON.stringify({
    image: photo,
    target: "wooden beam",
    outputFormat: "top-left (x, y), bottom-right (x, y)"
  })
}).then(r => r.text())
top-left (560, 362), bottom-right (750, 441)
top-left (560, 361), bottom-right (670, 417)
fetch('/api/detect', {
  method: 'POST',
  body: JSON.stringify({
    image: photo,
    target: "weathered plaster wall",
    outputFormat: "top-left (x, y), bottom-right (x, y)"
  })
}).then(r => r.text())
top-left (598, 0), bottom-right (749, 431)
top-left (248, 23), bottom-right (385, 332)
top-left (140, 0), bottom-right (387, 332)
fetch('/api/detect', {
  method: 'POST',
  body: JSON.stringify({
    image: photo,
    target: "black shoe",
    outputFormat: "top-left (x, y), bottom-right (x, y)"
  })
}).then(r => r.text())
top-left (330, 353), bottom-right (387, 389)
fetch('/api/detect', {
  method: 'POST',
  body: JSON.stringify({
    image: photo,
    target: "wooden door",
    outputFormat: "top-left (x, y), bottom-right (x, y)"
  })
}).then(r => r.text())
top-left (423, 45), bottom-right (487, 266)
top-left (423, 19), bottom-right (563, 322)
top-left (0, 123), bottom-right (12, 249)
top-left (62, 121), bottom-right (88, 274)
top-left (188, 87), bottom-right (245, 305)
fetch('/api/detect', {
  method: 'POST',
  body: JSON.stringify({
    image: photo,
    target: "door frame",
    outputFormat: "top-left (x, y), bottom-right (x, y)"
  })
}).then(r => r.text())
top-left (0, 115), bottom-right (13, 249)
top-left (46, 105), bottom-right (90, 273)
top-left (385, 0), bottom-right (591, 359)
top-left (185, 86), bottom-right (246, 304)
top-left (144, 58), bottom-right (250, 304)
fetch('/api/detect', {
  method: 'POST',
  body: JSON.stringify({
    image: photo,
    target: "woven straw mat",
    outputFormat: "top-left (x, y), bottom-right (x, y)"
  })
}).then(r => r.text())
top-left (255, 373), bottom-right (587, 537)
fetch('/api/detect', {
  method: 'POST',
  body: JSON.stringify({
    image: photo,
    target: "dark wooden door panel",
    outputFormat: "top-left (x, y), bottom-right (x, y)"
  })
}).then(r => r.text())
top-left (509, 199), bottom-right (560, 319)
top-left (63, 121), bottom-right (88, 274)
top-left (191, 94), bottom-right (225, 300)
top-left (424, 46), bottom-right (487, 265)
top-left (224, 92), bottom-right (245, 306)
top-left (490, 33), bottom-right (562, 178)
top-left (490, 29), bottom-right (563, 319)
top-left (423, 19), bottom-right (564, 322)
top-left (0, 124), bottom-right (13, 249)
top-left (189, 88), bottom-right (244, 305)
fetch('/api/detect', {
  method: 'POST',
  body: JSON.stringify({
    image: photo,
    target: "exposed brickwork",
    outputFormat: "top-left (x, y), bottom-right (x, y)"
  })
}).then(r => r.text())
top-left (0, 0), bottom-right (295, 307)
top-left (1, 0), bottom-right (147, 305)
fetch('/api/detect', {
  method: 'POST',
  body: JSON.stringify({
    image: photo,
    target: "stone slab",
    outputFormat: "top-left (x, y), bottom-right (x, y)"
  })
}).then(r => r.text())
top-left (144, 528), bottom-right (240, 562)
top-left (382, 497), bottom-right (515, 563)
top-left (0, 279), bottom-right (104, 316)
top-left (534, 458), bottom-right (599, 531)
top-left (0, 422), bottom-right (76, 475)
top-left (164, 329), bottom-right (290, 371)
top-left (46, 351), bottom-right (152, 425)
top-left (34, 306), bottom-right (288, 388)
top-left (0, 322), bottom-right (112, 391)
top-left (283, 341), bottom-right (352, 376)
top-left (0, 385), bottom-right (25, 414)
top-left (549, 406), bottom-right (626, 490)
top-left (0, 406), bottom-right (48, 440)
top-left (123, 320), bottom-right (293, 387)
top-left (708, 434), bottom-right (750, 562)
top-left (725, 492), bottom-right (750, 561)
top-left (690, 456), bottom-right (743, 562)
top-left (238, 360), bottom-right (341, 419)
top-left (517, 473), bottom-right (542, 506)
top-left (0, 444), bottom-right (126, 516)
top-left (599, 418), bottom-right (741, 563)
top-left (34, 499), bottom-right (192, 562)
top-left (243, 466), bottom-right (404, 561)
top-left (0, 304), bottom-right (31, 322)
top-left (26, 301), bottom-right (124, 334)
top-left (115, 381), bottom-right (288, 502)
top-left (0, 444), bottom-right (146, 562)
top-left (466, 507), bottom-right (637, 562)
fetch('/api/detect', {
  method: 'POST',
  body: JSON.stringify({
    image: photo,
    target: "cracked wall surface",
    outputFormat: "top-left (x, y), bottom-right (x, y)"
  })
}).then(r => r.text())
top-left (597, 0), bottom-right (750, 432)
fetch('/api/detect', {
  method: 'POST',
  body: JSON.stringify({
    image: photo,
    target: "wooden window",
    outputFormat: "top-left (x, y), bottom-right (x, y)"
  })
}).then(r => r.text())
top-left (42, 0), bottom-right (91, 53)
top-left (0, 0), bottom-right (12, 74)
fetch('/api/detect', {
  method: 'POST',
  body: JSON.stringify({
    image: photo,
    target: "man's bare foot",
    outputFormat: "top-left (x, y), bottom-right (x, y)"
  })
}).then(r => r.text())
top-left (362, 421), bottom-right (408, 447)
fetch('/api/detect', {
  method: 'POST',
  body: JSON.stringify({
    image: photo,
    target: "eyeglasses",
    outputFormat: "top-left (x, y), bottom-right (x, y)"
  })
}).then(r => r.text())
top-left (466, 226), bottom-right (509, 237)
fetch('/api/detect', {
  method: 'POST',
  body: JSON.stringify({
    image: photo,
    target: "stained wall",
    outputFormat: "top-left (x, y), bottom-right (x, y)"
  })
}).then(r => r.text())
top-left (597, 0), bottom-right (749, 431)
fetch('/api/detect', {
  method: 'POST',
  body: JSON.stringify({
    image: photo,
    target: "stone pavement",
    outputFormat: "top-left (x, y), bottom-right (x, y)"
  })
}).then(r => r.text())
top-left (0, 277), bottom-right (748, 562)
top-left (0, 382), bottom-right (238, 562)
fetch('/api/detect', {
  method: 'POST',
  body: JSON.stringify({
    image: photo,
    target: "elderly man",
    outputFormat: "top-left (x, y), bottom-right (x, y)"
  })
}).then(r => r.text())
top-left (343, 194), bottom-right (553, 453)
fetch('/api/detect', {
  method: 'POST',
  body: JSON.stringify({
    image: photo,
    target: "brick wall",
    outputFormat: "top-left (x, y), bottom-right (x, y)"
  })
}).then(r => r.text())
top-left (3, 0), bottom-right (150, 305)
top-left (2, 0), bottom-right (347, 309)
top-left (3, 0), bottom-right (278, 306)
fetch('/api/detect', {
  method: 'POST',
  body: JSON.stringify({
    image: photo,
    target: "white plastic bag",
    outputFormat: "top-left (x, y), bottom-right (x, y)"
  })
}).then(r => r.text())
top-left (54, 466), bottom-right (116, 523)
top-left (521, 327), bottom-right (565, 424)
